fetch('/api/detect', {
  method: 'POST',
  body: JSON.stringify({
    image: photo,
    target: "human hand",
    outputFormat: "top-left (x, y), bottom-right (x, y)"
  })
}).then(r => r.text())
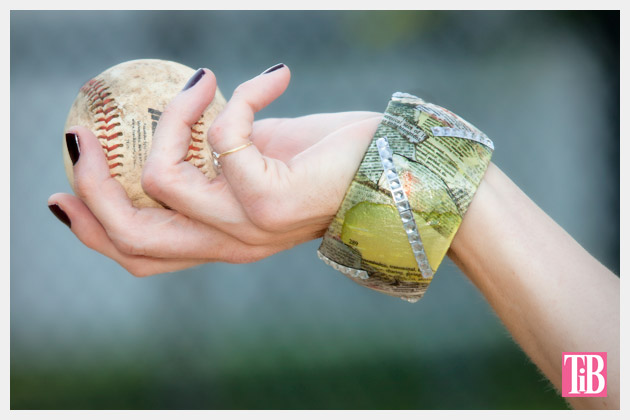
top-left (48, 64), bottom-right (381, 276)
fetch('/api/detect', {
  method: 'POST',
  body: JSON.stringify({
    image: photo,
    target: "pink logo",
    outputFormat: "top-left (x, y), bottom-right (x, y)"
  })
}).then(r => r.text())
top-left (562, 352), bottom-right (607, 397)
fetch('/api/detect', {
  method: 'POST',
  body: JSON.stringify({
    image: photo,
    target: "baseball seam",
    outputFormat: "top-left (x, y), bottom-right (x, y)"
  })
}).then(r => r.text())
top-left (81, 78), bottom-right (124, 177)
top-left (185, 120), bottom-right (210, 175)
top-left (82, 79), bottom-right (211, 178)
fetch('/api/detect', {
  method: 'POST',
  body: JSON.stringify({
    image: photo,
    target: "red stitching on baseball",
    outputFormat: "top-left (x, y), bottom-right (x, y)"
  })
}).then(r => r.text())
top-left (93, 106), bottom-right (117, 116)
top-left (81, 77), bottom-right (212, 178)
top-left (92, 97), bottom-right (114, 108)
top-left (96, 115), bottom-right (118, 124)
top-left (102, 143), bottom-right (122, 152)
top-left (185, 120), bottom-right (207, 165)
top-left (97, 123), bottom-right (121, 131)
top-left (81, 77), bottom-right (124, 177)
top-left (98, 133), bottom-right (122, 141)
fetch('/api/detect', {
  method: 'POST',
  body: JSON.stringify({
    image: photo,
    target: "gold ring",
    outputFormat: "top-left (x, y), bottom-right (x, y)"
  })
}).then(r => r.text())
top-left (212, 142), bottom-right (254, 169)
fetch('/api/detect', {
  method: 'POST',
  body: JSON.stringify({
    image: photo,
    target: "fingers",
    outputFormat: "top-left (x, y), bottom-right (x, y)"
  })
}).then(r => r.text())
top-left (137, 67), bottom-right (252, 232)
top-left (65, 126), bottom-right (284, 261)
top-left (140, 64), bottom-right (295, 236)
top-left (68, 125), bottom-right (139, 226)
top-left (207, 64), bottom-right (291, 207)
top-left (145, 68), bottom-right (217, 170)
top-left (50, 65), bottom-right (321, 276)
top-left (141, 68), bottom-right (223, 209)
top-left (48, 193), bottom-right (209, 277)
top-left (139, 66), bottom-right (258, 223)
top-left (49, 190), bottom-right (288, 271)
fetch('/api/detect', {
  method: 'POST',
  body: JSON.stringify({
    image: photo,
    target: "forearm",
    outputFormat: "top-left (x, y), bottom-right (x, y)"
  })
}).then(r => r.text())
top-left (448, 162), bottom-right (619, 409)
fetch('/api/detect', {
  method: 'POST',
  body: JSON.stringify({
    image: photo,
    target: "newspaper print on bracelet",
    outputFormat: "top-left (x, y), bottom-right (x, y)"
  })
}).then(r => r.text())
top-left (318, 92), bottom-right (493, 302)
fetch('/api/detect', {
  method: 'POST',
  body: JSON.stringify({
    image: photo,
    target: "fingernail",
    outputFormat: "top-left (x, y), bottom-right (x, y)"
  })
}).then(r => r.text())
top-left (49, 204), bottom-right (71, 229)
top-left (66, 132), bottom-right (80, 166)
top-left (261, 63), bottom-right (285, 75)
top-left (183, 68), bottom-right (205, 91)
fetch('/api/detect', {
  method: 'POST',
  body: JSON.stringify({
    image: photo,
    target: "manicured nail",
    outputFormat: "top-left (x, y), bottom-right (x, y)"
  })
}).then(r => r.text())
top-left (66, 132), bottom-right (80, 166)
top-left (183, 68), bottom-right (205, 91)
top-left (261, 63), bottom-right (285, 75)
top-left (49, 204), bottom-right (71, 228)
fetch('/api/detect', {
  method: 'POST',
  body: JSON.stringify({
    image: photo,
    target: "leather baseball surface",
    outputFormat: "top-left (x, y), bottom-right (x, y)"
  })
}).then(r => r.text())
top-left (63, 59), bottom-right (226, 208)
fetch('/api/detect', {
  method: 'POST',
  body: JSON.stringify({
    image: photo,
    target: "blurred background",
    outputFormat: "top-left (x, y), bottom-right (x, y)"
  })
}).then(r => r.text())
top-left (11, 10), bottom-right (619, 409)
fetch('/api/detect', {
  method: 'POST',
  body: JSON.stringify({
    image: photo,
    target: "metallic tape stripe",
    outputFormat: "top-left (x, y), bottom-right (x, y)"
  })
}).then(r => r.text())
top-left (375, 136), bottom-right (433, 279)
top-left (317, 251), bottom-right (369, 280)
top-left (392, 91), bottom-right (419, 100)
top-left (431, 126), bottom-right (494, 150)
top-left (382, 113), bottom-right (427, 144)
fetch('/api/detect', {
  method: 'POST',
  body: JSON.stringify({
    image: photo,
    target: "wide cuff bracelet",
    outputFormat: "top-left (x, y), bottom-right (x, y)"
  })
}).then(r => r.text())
top-left (318, 92), bottom-right (494, 302)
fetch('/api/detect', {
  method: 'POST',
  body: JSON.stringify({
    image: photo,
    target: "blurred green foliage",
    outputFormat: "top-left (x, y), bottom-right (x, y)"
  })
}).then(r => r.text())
top-left (12, 341), bottom-right (567, 409)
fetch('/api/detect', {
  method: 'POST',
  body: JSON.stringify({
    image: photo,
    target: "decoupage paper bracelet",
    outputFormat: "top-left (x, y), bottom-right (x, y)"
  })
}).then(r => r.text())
top-left (318, 92), bottom-right (494, 302)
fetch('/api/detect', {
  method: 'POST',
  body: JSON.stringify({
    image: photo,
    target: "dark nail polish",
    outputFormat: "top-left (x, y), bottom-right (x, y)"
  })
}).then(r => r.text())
top-left (261, 63), bottom-right (285, 75)
top-left (49, 204), bottom-right (71, 228)
top-left (65, 132), bottom-right (80, 166)
top-left (183, 68), bottom-right (205, 91)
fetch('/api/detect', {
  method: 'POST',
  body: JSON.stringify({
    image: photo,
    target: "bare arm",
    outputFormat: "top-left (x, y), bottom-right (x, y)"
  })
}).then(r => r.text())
top-left (448, 162), bottom-right (620, 409)
top-left (51, 65), bottom-right (618, 408)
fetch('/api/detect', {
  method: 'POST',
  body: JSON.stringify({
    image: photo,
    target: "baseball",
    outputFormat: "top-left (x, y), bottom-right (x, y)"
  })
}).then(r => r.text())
top-left (63, 59), bottom-right (226, 208)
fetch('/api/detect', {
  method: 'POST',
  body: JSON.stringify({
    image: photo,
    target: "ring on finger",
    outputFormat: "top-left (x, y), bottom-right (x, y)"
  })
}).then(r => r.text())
top-left (212, 141), bottom-right (254, 170)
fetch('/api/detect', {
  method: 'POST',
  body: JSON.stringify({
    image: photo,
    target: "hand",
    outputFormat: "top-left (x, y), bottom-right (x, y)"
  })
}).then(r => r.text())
top-left (48, 64), bottom-right (381, 276)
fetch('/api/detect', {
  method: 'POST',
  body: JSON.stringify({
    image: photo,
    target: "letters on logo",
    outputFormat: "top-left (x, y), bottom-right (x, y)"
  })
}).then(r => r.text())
top-left (562, 352), bottom-right (607, 397)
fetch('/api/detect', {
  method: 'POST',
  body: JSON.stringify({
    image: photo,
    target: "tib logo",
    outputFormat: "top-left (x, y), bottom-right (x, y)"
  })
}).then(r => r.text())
top-left (562, 352), bottom-right (607, 397)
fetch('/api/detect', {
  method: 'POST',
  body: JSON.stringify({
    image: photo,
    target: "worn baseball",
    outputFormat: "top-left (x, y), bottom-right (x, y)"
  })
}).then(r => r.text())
top-left (63, 59), bottom-right (226, 208)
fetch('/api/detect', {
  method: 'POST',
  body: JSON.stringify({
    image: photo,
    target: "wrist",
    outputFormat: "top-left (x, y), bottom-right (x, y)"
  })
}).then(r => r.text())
top-left (448, 162), bottom-right (500, 269)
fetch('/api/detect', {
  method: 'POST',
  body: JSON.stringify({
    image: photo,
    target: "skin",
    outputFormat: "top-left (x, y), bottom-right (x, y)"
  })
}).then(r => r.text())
top-left (449, 163), bottom-right (619, 409)
top-left (48, 65), bottom-right (619, 409)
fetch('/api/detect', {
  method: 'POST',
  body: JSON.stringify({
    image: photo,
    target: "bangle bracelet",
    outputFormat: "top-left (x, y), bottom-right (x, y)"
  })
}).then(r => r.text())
top-left (318, 92), bottom-right (494, 302)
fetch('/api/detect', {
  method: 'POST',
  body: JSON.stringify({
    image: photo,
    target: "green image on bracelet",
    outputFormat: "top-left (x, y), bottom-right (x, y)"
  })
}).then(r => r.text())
top-left (318, 92), bottom-right (493, 302)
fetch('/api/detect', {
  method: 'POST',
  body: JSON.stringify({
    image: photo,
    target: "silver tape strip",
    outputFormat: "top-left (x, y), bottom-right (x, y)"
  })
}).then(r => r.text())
top-left (431, 126), bottom-right (494, 150)
top-left (392, 91), bottom-right (419, 100)
top-left (317, 250), bottom-right (369, 280)
top-left (375, 136), bottom-right (433, 279)
top-left (382, 113), bottom-right (427, 144)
